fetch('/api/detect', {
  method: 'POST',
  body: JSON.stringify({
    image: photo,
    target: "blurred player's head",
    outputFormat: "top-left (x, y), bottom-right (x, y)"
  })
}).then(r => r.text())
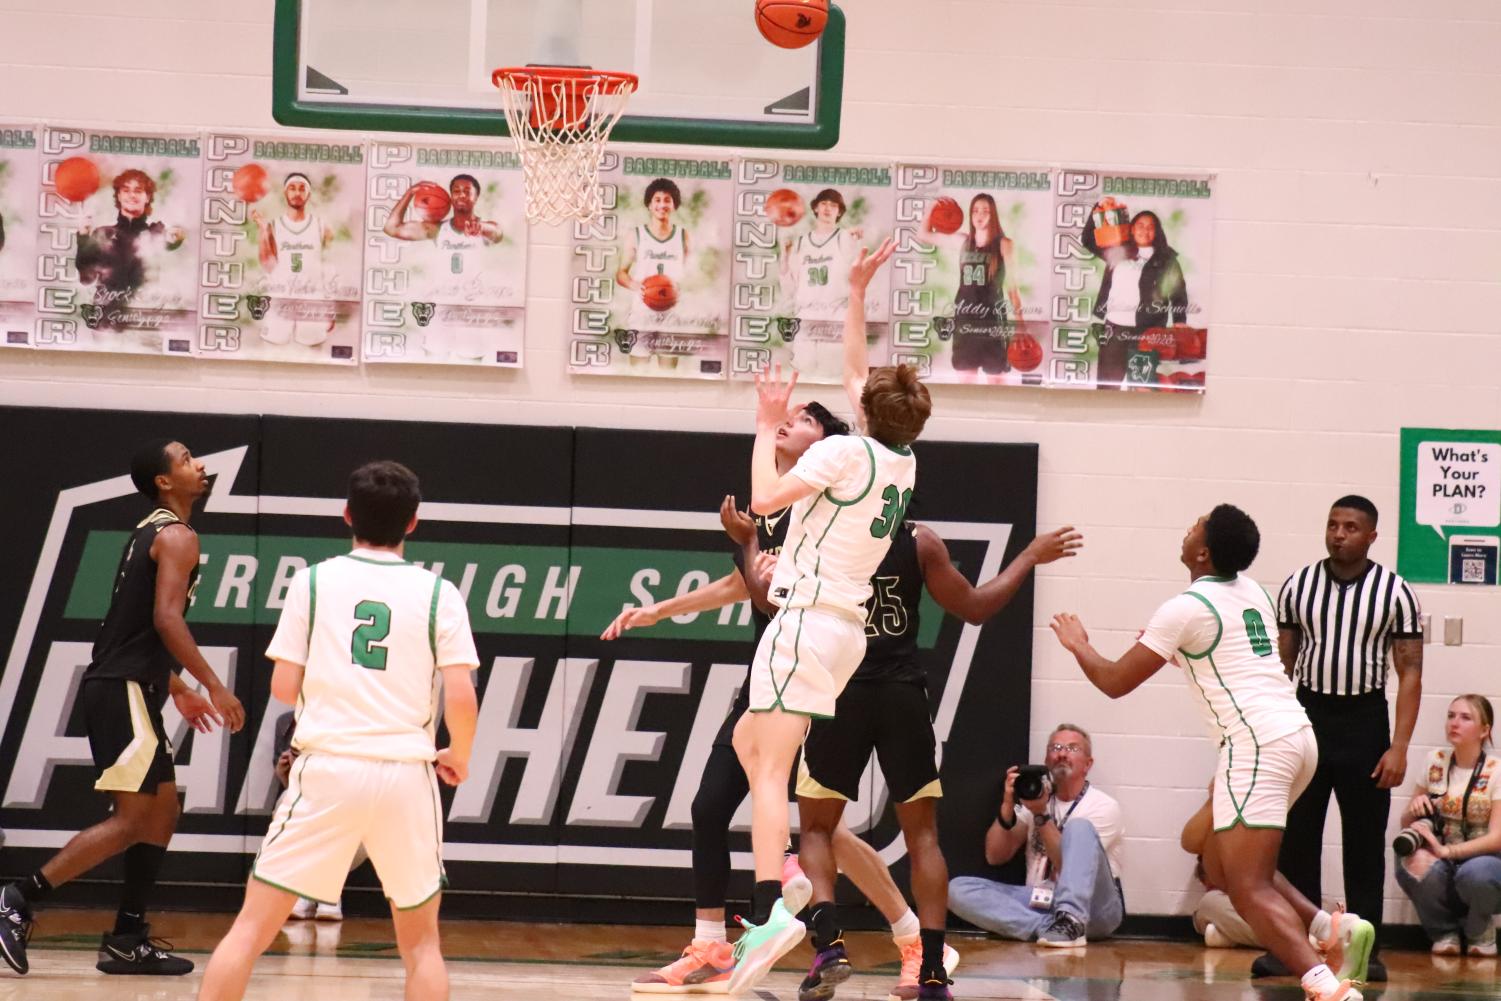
top-left (1130, 210), bottom-right (1170, 254)
top-left (1326, 494), bottom-right (1378, 563)
top-left (346, 461), bottom-right (421, 547)
top-left (810, 188), bottom-right (845, 224)
top-left (644, 178), bottom-right (681, 220)
top-left (450, 174), bottom-right (480, 213)
top-left (860, 364), bottom-right (931, 448)
top-left (283, 173), bottom-right (313, 210)
top-left (131, 439), bottom-right (208, 505)
top-left (776, 400), bottom-right (848, 461)
top-left (1184, 503), bottom-right (1260, 577)
top-left (113, 169), bottom-right (155, 219)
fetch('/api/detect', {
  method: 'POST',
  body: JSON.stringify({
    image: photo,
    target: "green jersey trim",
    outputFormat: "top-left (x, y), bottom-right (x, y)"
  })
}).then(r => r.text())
top-left (641, 223), bottom-right (678, 245)
top-left (1206, 647), bottom-right (1263, 828)
top-left (250, 872), bottom-right (337, 907)
top-left (1179, 590), bottom-right (1223, 659)
top-left (306, 564), bottom-right (318, 647)
top-left (878, 441), bottom-right (912, 456)
top-left (823, 439), bottom-right (877, 507)
top-left (428, 577), bottom-right (442, 659)
top-left (807, 228), bottom-right (841, 250)
top-left (263, 753), bottom-right (311, 851)
top-left (343, 554), bottom-right (412, 567)
top-left (1199, 574), bottom-right (1237, 583)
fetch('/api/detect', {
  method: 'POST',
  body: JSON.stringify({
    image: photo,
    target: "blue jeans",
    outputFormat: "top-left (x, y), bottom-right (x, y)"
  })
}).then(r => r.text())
top-left (1394, 852), bottom-right (1501, 942)
top-left (948, 820), bottom-right (1124, 940)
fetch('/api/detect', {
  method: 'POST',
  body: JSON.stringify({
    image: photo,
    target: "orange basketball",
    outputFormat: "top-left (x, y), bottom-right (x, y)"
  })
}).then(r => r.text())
top-left (411, 181), bottom-right (452, 223)
top-left (642, 273), bottom-right (679, 313)
top-left (929, 196), bottom-right (964, 236)
top-left (231, 163), bottom-right (269, 203)
top-left (755, 0), bottom-right (828, 49)
top-left (764, 187), bottom-right (806, 227)
top-left (1008, 331), bottom-right (1044, 372)
top-left (54, 156), bottom-right (101, 204)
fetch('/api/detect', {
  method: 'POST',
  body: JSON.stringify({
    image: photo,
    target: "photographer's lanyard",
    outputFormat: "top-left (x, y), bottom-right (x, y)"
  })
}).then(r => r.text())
top-left (1037, 782), bottom-right (1090, 881)
top-left (1449, 756), bottom-right (1486, 842)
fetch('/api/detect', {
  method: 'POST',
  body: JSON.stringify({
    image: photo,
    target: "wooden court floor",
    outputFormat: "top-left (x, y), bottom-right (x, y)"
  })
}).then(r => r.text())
top-left (4, 909), bottom-right (1498, 1001)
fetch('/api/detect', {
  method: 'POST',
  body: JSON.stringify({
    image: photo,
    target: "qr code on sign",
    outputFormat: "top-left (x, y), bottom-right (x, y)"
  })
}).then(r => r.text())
top-left (1462, 558), bottom-right (1485, 583)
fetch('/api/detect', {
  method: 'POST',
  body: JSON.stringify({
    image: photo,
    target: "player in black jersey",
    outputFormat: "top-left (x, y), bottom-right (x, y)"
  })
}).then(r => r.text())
top-left (783, 518), bottom-right (1081, 1001)
top-left (0, 440), bottom-right (245, 978)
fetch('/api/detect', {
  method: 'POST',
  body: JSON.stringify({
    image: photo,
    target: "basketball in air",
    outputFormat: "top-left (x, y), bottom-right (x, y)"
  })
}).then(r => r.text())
top-left (928, 196), bottom-right (964, 235)
top-left (1008, 331), bottom-right (1044, 372)
top-left (641, 273), bottom-right (679, 313)
top-left (411, 181), bottom-right (452, 223)
top-left (755, 0), bottom-right (828, 49)
top-left (54, 156), bottom-right (101, 203)
top-left (231, 163), bottom-right (269, 203)
top-left (764, 187), bottom-right (806, 227)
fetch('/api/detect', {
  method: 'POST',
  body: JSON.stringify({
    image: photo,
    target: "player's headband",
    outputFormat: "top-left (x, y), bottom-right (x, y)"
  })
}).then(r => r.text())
top-left (284, 172), bottom-right (311, 188)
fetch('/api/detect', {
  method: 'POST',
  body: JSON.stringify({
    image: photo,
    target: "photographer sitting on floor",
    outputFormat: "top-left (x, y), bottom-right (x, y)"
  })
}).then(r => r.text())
top-left (948, 723), bottom-right (1125, 948)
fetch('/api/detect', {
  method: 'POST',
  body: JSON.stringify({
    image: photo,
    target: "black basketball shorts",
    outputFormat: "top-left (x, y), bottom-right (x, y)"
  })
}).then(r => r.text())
top-left (797, 679), bottom-right (941, 803)
top-left (83, 678), bottom-right (175, 793)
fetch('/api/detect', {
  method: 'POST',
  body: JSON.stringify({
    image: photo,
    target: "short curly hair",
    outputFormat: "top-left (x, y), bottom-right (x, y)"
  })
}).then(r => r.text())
top-left (860, 365), bottom-right (931, 447)
top-left (1204, 503), bottom-right (1260, 576)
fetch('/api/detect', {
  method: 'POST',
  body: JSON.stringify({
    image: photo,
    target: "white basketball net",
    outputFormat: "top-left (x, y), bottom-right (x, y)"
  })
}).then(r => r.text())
top-left (494, 69), bottom-right (637, 225)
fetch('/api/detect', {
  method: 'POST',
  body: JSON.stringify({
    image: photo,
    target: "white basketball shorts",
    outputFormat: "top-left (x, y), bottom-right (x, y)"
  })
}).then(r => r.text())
top-left (749, 606), bottom-right (866, 719)
top-left (1212, 724), bottom-right (1317, 831)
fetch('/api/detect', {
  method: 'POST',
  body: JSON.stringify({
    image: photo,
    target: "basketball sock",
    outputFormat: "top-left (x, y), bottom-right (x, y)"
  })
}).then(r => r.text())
top-left (695, 918), bottom-right (727, 944)
top-left (1310, 909), bottom-right (1334, 942)
top-left (890, 908), bottom-right (920, 947)
top-left (1301, 963), bottom-right (1341, 996)
top-left (18, 871), bottom-right (52, 905)
top-left (116, 843), bottom-right (166, 934)
top-left (809, 901), bottom-right (841, 950)
top-left (751, 880), bottom-right (782, 925)
top-left (919, 927), bottom-right (947, 978)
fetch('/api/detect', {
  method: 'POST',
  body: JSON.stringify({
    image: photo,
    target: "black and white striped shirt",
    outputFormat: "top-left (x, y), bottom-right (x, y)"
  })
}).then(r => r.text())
top-left (1276, 560), bottom-right (1422, 695)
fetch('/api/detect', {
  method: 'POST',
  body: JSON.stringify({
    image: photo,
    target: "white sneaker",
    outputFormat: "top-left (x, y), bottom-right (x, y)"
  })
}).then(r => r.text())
top-left (1467, 926), bottom-right (1497, 957)
top-left (314, 901), bottom-right (343, 921)
top-left (1203, 922), bottom-right (1235, 949)
top-left (289, 897), bottom-right (317, 920)
top-left (1432, 932), bottom-right (1462, 955)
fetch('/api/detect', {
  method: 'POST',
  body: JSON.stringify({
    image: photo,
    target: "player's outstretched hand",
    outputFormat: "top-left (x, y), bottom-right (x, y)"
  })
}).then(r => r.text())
top-left (849, 237), bottom-right (896, 293)
top-left (435, 748), bottom-right (468, 786)
top-left (720, 494), bottom-right (755, 546)
top-left (249, 209), bottom-right (266, 230)
top-left (600, 605), bottom-right (663, 640)
top-left (754, 363), bottom-right (798, 432)
top-left (210, 683), bottom-right (246, 733)
top-left (1049, 613), bottom-right (1090, 654)
top-left (1025, 526), bottom-right (1083, 565)
top-left (172, 685), bottom-right (223, 734)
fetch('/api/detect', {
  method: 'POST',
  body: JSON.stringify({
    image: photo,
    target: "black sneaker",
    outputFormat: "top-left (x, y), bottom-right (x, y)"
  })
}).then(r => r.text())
top-left (916, 967), bottom-right (952, 1001)
top-left (0, 883), bottom-right (33, 975)
top-left (1250, 952), bottom-right (1290, 978)
top-left (1036, 911), bottom-right (1087, 948)
top-left (96, 927), bottom-right (194, 975)
top-left (1365, 955), bottom-right (1387, 982)
top-left (798, 939), bottom-right (853, 1001)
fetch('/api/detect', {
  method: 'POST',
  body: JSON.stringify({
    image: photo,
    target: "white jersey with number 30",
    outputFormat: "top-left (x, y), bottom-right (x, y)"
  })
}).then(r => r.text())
top-left (265, 548), bottom-right (480, 762)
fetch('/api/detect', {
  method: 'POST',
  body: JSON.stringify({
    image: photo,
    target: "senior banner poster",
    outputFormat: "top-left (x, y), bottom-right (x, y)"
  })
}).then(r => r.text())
top-left (1049, 169), bottom-right (1213, 391)
top-left (364, 141), bottom-right (527, 367)
top-left (568, 152), bottom-right (733, 380)
top-left (0, 124), bottom-right (38, 348)
top-left (730, 159), bottom-right (895, 384)
top-left (196, 133), bottom-right (364, 364)
top-left (34, 126), bottom-right (201, 355)
top-left (889, 164), bottom-right (1052, 385)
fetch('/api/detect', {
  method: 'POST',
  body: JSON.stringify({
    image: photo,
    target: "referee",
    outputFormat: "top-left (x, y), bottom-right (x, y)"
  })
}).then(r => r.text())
top-left (1271, 495), bottom-right (1422, 982)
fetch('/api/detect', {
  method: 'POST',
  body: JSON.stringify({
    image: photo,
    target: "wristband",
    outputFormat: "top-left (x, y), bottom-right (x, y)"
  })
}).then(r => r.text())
top-left (997, 808), bottom-right (1017, 830)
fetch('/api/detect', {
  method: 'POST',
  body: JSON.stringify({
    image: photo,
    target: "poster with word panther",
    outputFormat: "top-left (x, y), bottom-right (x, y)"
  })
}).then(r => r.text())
top-left (0, 124), bottom-right (37, 349)
top-left (730, 159), bottom-right (895, 384)
top-left (364, 141), bottom-right (528, 367)
top-left (196, 133), bottom-right (364, 364)
top-left (1050, 169), bottom-right (1214, 392)
top-left (889, 164), bottom-right (1053, 385)
top-left (568, 152), bottom-right (734, 380)
top-left (34, 126), bottom-right (201, 355)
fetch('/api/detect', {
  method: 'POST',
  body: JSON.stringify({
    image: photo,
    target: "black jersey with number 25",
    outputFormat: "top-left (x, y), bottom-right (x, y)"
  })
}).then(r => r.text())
top-left (854, 521), bottom-right (924, 684)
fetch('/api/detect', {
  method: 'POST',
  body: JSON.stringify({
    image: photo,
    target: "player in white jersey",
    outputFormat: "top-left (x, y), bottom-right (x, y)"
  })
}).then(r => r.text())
top-left (780, 189), bottom-right (865, 376)
top-left (1049, 505), bottom-right (1372, 1001)
top-left (197, 461), bottom-right (479, 1001)
top-left (730, 236), bottom-right (932, 993)
top-left (250, 173), bottom-right (336, 347)
top-left (615, 178), bottom-right (691, 343)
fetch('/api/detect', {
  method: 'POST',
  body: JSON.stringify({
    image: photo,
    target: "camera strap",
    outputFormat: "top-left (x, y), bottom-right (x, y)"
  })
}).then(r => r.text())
top-left (1453, 755), bottom-right (1486, 842)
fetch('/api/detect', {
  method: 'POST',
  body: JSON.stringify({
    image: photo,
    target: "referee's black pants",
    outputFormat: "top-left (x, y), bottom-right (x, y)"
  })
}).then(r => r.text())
top-left (1278, 688), bottom-right (1391, 952)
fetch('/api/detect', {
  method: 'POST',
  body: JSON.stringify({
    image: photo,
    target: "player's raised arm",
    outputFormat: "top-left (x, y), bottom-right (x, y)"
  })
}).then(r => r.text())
top-left (917, 524), bottom-right (1082, 625)
top-left (749, 365), bottom-right (818, 515)
top-left (1050, 612), bottom-right (1167, 699)
top-left (382, 186), bottom-right (438, 241)
top-left (843, 237), bottom-right (896, 427)
top-left (251, 209), bottom-right (278, 272)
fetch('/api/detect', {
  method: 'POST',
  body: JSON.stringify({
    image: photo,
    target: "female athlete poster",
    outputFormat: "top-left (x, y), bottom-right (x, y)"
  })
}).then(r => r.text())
top-left (0, 124), bottom-right (37, 350)
top-left (1050, 169), bottom-right (1214, 391)
top-left (890, 164), bottom-right (1053, 385)
top-left (730, 158), bottom-right (895, 384)
top-left (196, 132), bottom-right (364, 364)
top-left (34, 126), bottom-right (201, 356)
top-left (568, 152), bottom-right (734, 380)
top-left (364, 141), bottom-right (528, 367)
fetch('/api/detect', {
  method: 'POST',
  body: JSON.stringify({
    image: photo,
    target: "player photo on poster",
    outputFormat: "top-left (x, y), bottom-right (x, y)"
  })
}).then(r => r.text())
top-left (0, 124), bottom-right (38, 349)
top-left (1051, 169), bottom-right (1213, 392)
top-left (197, 133), bottom-right (364, 364)
top-left (34, 126), bottom-right (201, 355)
top-left (730, 158), bottom-right (895, 384)
top-left (364, 142), bottom-right (527, 367)
top-left (890, 164), bottom-right (1052, 386)
top-left (568, 152), bottom-right (733, 380)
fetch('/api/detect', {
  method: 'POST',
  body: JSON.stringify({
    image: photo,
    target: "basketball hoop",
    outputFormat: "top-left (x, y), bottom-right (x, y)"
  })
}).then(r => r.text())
top-left (492, 66), bottom-right (638, 225)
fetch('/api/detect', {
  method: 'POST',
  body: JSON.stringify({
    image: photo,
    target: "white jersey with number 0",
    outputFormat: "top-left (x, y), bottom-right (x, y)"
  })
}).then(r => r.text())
top-left (267, 214), bottom-right (325, 294)
top-left (265, 548), bottom-right (480, 762)
top-left (770, 435), bottom-right (918, 618)
top-left (1139, 574), bottom-right (1309, 749)
top-left (433, 224), bottom-right (487, 278)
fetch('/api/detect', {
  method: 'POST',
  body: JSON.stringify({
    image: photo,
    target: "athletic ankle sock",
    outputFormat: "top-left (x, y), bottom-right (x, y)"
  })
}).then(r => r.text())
top-left (890, 908), bottom-right (920, 947)
top-left (751, 880), bottom-right (782, 925)
top-left (695, 918), bottom-right (728, 944)
top-left (809, 901), bottom-right (841, 950)
top-left (1310, 909), bottom-right (1334, 942)
top-left (18, 871), bottom-right (52, 905)
top-left (116, 843), bottom-right (166, 933)
top-left (919, 928), bottom-right (947, 978)
top-left (1301, 963), bottom-right (1340, 996)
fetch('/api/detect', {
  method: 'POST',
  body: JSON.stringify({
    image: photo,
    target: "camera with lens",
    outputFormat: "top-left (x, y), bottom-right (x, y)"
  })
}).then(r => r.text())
top-left (1392, 816), bottom-right (1441, 857)
top-left (1014, 764), bottom-right (1051, 802)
